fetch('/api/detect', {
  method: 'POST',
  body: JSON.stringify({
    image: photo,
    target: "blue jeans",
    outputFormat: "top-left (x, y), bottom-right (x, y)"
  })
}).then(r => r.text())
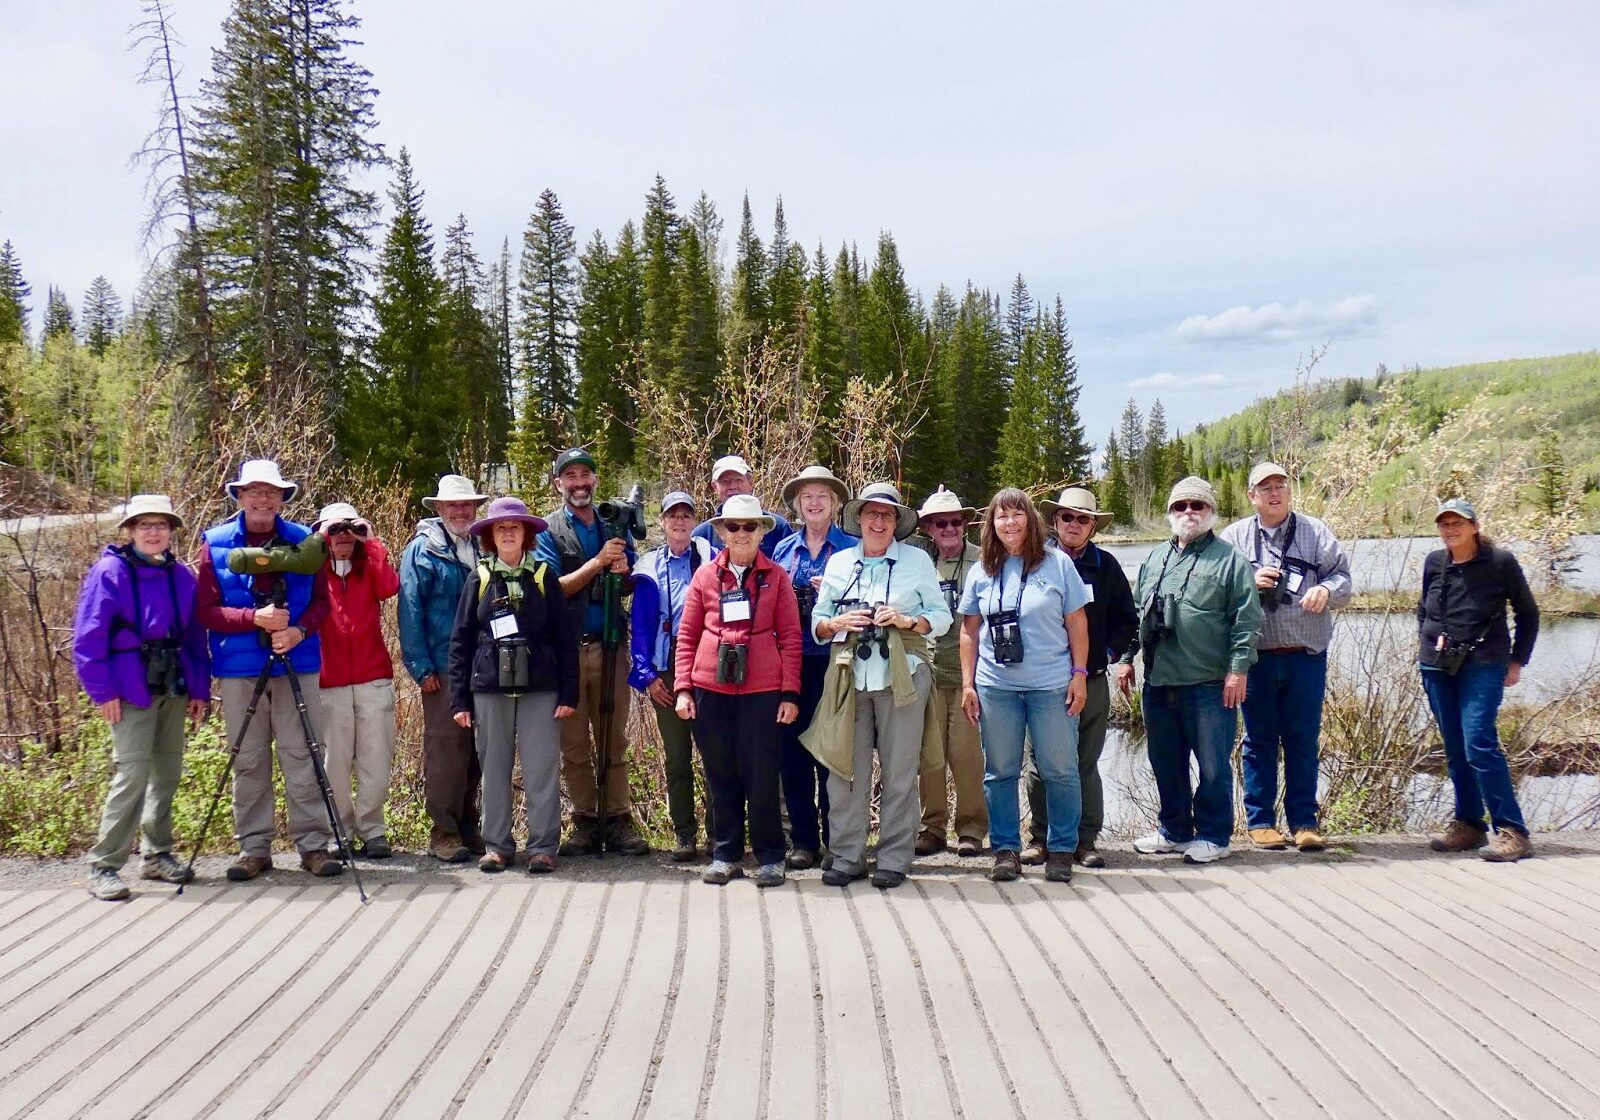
top-left (1143, 682), bottom-right (1236, 847)
top-left (1420, 662), bottom-right (1527, 835)
top-left (1240, 650), bottom-right (1327, 831)
top-left (979, 685), bottom-right (1080, 853)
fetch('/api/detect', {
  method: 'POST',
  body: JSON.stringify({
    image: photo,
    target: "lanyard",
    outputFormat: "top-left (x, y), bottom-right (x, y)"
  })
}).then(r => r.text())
top-left (1151, 536), bottom-right (1206, 603)
top-left (840, 554), bottom-right (895, 607)
top-left (1252, 513), bottom-right (1298, 569)
top-left (988, 555), bottom-right (1026, 616)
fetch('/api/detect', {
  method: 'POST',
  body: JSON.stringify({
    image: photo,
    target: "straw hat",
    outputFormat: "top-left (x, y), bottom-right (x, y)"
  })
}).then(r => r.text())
top-left (709, 493), bottom-right (776, 533)
top-left (1037, 486), bottom-right (1113, 530)
top-left (916, 485), bottom-right (976, 523)
top-left (225, 459), bottom-right (298, 502)
top-left (782, 465), bottom-right (850, 508)
top-left (842, 482), bottom-right (918, 540)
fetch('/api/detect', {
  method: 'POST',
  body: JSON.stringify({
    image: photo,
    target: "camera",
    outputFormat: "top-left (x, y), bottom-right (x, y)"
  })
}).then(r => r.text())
top-left (716, 641), bottom-right (748, 684)
top-left (141, 640), bottom-right (187, 696)
top-left (597, 483), bottom-right (648, 542)
top-left (1259, 578), bottom-right (1290, 613)
top-left (987, 609), bottom-right (1025, 666)
top-left (794, 584), bottom-right (818, 633)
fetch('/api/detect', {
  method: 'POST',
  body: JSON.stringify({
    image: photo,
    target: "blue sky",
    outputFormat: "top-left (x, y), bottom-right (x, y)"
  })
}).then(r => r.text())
top-left (2, 1), bottom-right (1596, 447)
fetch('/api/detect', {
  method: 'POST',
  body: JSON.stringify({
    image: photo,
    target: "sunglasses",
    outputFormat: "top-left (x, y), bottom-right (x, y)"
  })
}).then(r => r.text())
top-left (722, 521), bottom-right (762, 534)
top-left (1170, 501), bottom-right (1211, 514)
top-left (928, 517), bottom-right (965, 531)
top-left (1056, 512), bottom-right (1096, 526)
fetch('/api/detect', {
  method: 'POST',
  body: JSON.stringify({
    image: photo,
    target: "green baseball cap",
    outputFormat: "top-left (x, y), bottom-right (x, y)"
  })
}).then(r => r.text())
top-left (1434, 497), bottom-right (1478, 522)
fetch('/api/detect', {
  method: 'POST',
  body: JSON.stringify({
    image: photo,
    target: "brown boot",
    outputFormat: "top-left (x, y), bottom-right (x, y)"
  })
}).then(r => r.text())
top-left (300, 850), bottom-right (344, 878)
top-left (226, 854), bottom-right (272, 882)
top-left (1020, 840), bottom-right (1047, 866)
top-left (1481, 828), bottom-right (1533, 863)
top-left (914, 830), bottom-right (947, 856)
top-left (604, 816), bottom-right (650, 856)
top-left (1045, 851), bottom-right (1074, 883)
top-left (989, 850), bottom-right (1022, 882)
top-left (559, 817), bottom-right (601, 856)
top-left (1429, 820), bottom-right (1488, 853)
top-left (430, 833), bottom-right (471, 863)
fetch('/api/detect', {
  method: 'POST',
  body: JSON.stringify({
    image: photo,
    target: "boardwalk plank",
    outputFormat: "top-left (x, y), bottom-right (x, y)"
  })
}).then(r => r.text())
top-left (637, 877), bottom-right (721, 1120)
top-left (703, 884), bottom-right (769, 1120)
top-left (758, 885), bottom-right (824, 1120)
top-left (811, 885), bottom-right (894, 1120)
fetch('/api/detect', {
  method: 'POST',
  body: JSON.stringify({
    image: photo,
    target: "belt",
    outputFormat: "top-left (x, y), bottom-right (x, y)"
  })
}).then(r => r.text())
top-left (1260, 646), bottom-right (1312, 655)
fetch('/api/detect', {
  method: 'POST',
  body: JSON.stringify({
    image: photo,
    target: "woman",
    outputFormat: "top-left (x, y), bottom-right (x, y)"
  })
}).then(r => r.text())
top-left (450, 497), bottom-right (578, 874)
top-left (1418, 497), bottom-right (1539, 862)
top-left (810, 482), bottom-right (951, 889)
top-left (675, 494), bottom-right (803, 887)
top-left (959, 489), bottom-right (1090, 884)
top-left (73, 495), bottom-right (210, 901)
top-left (770, 466), bottom-right (857, 869)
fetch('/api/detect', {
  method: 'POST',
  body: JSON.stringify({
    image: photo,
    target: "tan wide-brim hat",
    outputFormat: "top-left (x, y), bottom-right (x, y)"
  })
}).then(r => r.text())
top-left (422, 474), bottom-right (489, 510)
top-left (1037, 486), bottom-right (1113, 530)
top-left (842, 482), bottom-right (918, 540)
top-left (916, 485), bottom-right (977, 523)
top-left (118, 494), bottom-right (183, 531)
top-left (782, 465), bottom-right (850, 509)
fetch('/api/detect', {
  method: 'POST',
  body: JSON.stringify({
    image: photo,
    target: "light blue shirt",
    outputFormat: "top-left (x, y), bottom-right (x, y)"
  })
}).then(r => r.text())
top-left (812, 539), bottom-right (952, 692)
top-left (959, 549), bottom-right (1090, 692)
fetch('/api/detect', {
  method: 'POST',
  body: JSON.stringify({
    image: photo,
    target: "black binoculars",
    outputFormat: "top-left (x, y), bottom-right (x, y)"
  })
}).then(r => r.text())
top-left (715, 641), bottom-right (748, 684)
top-left (496, 639), bottom-right (531, 691)
top-left (987, 609), bottom-right (1025, 666)
top-left (141, 640), bottom-right (187, 697)
top-left (794, 584), bottom-right (818, 630)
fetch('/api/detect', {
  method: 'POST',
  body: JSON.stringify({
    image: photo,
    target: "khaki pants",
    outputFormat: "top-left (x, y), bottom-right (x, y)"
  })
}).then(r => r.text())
top-left (828, 664), bottom-right (932, 877)
top-left (321, 679), bottom-right (396, 841)
top-left (87, 695), bottom-right (188, 870)
top-left (919, 683), bottom-right (989, 844)
top-left (559, 641), bottom-right (633, 820)
top-left (422, 686), bottom-right (481, 843)
top-left (221, 674), bottom-right (331, 857)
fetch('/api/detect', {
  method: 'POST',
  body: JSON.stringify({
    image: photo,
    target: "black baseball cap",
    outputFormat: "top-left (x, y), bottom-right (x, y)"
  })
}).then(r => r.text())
top-left (551, 448), bottom-right (598, 477)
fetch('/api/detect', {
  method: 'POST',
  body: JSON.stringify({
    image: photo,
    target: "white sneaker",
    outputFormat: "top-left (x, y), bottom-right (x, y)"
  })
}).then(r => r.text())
top-left (1132, 832), bottom-right (1193, 855)
top-left (1183, 841), bottom-right (1231, 864)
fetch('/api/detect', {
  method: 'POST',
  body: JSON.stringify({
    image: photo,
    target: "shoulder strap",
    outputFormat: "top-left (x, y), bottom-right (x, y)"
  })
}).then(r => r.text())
top-left (477, 561), bottom-right (492, 600)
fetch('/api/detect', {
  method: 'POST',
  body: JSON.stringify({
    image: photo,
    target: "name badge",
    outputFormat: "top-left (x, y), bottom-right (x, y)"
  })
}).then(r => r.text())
top-left (1083, 584), bottom-right (1096, 603)
top-left (1285, 568), bottom-right (1306, 594)
top-left (720, 590), bottom-right (751, 622)
top-left (490, 614), bottom-right (520, 640)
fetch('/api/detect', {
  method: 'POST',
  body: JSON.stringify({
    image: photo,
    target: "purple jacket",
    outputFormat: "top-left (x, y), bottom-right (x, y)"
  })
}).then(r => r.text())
top-left (73, 545), bottom-right (210, 707)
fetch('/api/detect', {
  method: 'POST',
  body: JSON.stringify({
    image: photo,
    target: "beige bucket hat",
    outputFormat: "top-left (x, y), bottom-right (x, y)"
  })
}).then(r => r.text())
top-left (842, 482), bottom-right (918, 540)
top-left (916, 485), bottom-right (977, 523)
top-left (782, 465), bottom-right (851, 508)
top-left (1037, 486), bottom-right (1113, 530)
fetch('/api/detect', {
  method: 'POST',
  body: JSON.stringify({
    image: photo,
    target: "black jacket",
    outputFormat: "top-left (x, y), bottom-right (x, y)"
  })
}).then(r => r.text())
top-left (449, 562), bottom-right (580, 712)
top-left (1417, 543), bottom-right (1539, 668)
top-left (1062, 542), bottom-right (1139, 675)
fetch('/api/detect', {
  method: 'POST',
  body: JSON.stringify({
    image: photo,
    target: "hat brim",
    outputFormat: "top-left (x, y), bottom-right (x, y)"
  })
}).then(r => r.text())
top-left (711, 515), bottom-right (777, 536)
top-left (1434, 509), bottom-right (1477, 523)
top-left (552, 455), bottom-right (599, 478)
top-left (469, 512), bottom-right (549, 536)
top-left (917, 505), bottom-right (977, 523)
top-left (422, 492), bottom-right (489, 510)
top-left (842, 498), bottom-right (918, 541)
top-left (119, 511), bottom-right (183, 531)
top-left (782, 475), bottom-right (850, 508)
top-left (226, 481), bottom-right (297, 503)
top-left (1037, 500), bottom-right (1113, 530)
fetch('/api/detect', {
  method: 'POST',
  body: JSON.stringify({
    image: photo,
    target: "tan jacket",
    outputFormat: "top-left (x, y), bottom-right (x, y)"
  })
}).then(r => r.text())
top-left (800, 627), bottom-right (943, 781)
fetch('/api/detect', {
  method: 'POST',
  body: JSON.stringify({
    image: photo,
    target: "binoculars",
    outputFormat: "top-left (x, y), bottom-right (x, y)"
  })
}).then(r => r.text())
top-left (715, 641), bottom-right (748, 684)
top-left (794, 584), bottom-right (818, 632)
top-left (141, 640), bottom-right (187, 697)
top-left (987, 609), bottom-right (1025, 666)
top-left (496, 639), bottom-right (531, 691)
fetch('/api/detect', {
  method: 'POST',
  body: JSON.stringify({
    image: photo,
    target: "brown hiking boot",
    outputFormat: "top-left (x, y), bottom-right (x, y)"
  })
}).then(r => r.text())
top-left (956, 837), bottom-right (984, 858)
top-left (1429, 819), bottom-right (1489, 853)
top-left (1481, 828), bottom-right (1533, 863)
top-left (1045, 851), bottom-right (1074, 883)
top-left (226, 854), bottom-right (272, 882)
top-left (300, 850), bottom-right (344, 878)
top-left (989, 850), bottom-right (1022, 882)
top-left (1293, 828), bottom-right (1327, 852)
top-left (430, 833), bottom-right (470, 863)
top-left (1248, 826), bottom-right (1289, 850)
top-left (559, 817), bottom-right (601, 856)
top-left (915, 830), bottom-right (947, 856)
top-left (1074, 845), bottom-right (1106, 869)
top-left (604, 816), bottom-right (650, 855)
top-left (1019, 841), bottom-right (1047, 866)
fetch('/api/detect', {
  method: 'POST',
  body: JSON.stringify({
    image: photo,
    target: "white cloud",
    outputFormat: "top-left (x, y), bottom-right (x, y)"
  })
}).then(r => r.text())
top-left (1174, 296), bottom-right (1381, 345)
top-left (1126, 372), bottom-right (1237, 391)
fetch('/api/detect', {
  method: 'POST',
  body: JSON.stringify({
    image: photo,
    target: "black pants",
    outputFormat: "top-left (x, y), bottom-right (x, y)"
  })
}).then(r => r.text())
top-left (779, 654), bottom-right (831, 851)
top-left (693, 689), bottom-right (785, 865)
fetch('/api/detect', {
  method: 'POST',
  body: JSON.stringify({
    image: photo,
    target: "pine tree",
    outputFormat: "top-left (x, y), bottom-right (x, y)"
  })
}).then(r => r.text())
top-left (190, 0), bottom-right (381, 408)
top-left (516, 187), bottom-right (579, 466)
top-left (1535, 429), bottom-right (1571, 517)
top-left (42, 286), bottom-right (75, 343)
top-left (81, 277), bottom-right (122, 357)
top-left (1036, 297), bottom-right (1092, 482)
top-left (832, 243), bottom-right (864, 388)
top-left (440, 214), bottom-right (509, 476)
top-left (491, 237), bottom-right (513, 406)
top-left (1103, 431), bottom-right (1132, 525)
top-left (1143, 400), bottom-right (1171, 501)
top-left (670, 223), bottom-right (720, 415)
top-left (640, 175), bottom-right (680, 388)
top-left (688, 192), bottom-right (723, 285)
top-left (860, 232), bottom-right (927, 482)
top-left (902, 284), bottom-right (959, 497)
top-left (944, 285), bottom-right (1009, 501)
top-left (1117, 398), bottom-right (1146, 517)
top-left (1003, 274), bottom-right (1032, 367)
top-left (997, 317), bottom-right (1045, 488)
top-left (727, 193), bottom-right (767, 366)
top-left (0, 240), bottom-right (30, 346)
top-left (575, 222), bottom-right (643, 470)
top-left (802, 241), bottom-right (846, 461)
top-left (766, 197), bottom-right (806, 350)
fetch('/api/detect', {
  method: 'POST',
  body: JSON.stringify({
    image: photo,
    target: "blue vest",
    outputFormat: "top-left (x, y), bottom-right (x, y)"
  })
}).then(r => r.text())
top-left (204, 513), bottom-right (322, 678)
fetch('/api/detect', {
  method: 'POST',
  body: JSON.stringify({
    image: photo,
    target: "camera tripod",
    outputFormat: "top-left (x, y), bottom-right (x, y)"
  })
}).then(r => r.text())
top-left (180, 653), bottom-right (367, 903)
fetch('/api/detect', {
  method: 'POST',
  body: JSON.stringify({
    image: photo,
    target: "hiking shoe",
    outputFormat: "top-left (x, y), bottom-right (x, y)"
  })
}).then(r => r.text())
top-left (702, 860), bottom-right (744, 885)
top-left (1430, 819), bottom-right (1488, 853)
top-left (1249, 826), bottom-right (1290, 850)
top-left (957, 837), bottom-right (984, 858)
top-left (822, 867), bottom-right (865, 887)
top-left (462, 832), bottom-right (487, 856)
top-left (1045, 851), bottom-right (1074, 883)
top-left (1020, 842), bottom-right (1047, 866)
top-left (756, 863), bottom-right (787, 888)
top-left (1481, 829), bottom-right (1533, 863)
top-left (989, 850), bottom-right (1022, 882)
top-left (1182, 841), bottom-right (1231, 865)
top-left (1133, 832), bottom-right (1193, 855)
top-left (871, 869), bottom-right (906, 889)
top-left (1075, 845), bottom-right (1106, 869)
top-left (431, 834), bottom-right (471, 863)
top-left (301, 850), bottom-right (344, 877)
top-left (785, 848), bottom-right (819, 870)
top-left (1293, 828), bottom-right (1327, 852)
top-left (670, 836), bottom-right (699, 863)
top-left (526, 853), bottom-right (557, 874)
top-left (820, 850), bottom-right (835, 872)
top-left (479, 851), bottom-right (508, 873)
top-left (359, 835), bottom-right (393, 860)
top-left (88, 868), bottom-right (130, 901)
top-left (140, 852), bottom-right (195, 884)
top-left (914, 831), bottom-right (947, 857)
top-left (226, 854), bottom-right (272, 882)
top-left (559, 819), bottom-right (601, 856)
top-left (604, 817), bottom-right (651, 856)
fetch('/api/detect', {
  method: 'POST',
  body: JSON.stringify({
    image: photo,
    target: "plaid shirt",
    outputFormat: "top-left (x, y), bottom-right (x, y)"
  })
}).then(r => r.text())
top-left (1218, 511), bottom-right (1352, 654)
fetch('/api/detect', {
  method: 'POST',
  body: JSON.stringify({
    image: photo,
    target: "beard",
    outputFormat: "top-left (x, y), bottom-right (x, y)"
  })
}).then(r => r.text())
top-left (1167, 510), bottom-right (1217, 543)
top-left (565, 487), bottom-right (593, 508)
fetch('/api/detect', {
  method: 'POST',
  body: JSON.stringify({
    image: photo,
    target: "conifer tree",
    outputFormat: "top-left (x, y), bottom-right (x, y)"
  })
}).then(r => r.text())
top-left (42, 287), bottom-right (75, 343)
top-left (944, 285), bottom-right (1009, 501)
top-left (726, 194), bottom-right (767, 367)
top-left (1036, 297), bottom-right (1092, 482)
top-left (803, 241), bottom-right (846, 460)
top-left (492, 237), bottom-right (513, 403)
top-left (670, 223), bottom-right (720, 414)
top-left (689, 192), bottom-right (723, 285)
top-left (517, 188), bottom-right (579, 465)
top-left (996, 317), bottom-right (1045, 488)
top-left (1142, 400), bottom-right (1171, 503)
top-left (440, 214), bottom-right (509, 476)
top-left (0, 240), bottom-right (30, 347)
top-left (575, 222), bottom-right (643, 469)
top-left (640, 175), bottom-right (680, 388)
top-left (1103, 431), bottom-right (1133, 525)
top-left (1003, 274), bottom-right (1032, 367)
top-left (766, 197), bottom-right (806, 349)
top-left (1117, 398), bottom-right (1147, 518)
top-left (832, 243), bottom-right (864, 388)
top-left (81, 277), bottom-right (123, 357)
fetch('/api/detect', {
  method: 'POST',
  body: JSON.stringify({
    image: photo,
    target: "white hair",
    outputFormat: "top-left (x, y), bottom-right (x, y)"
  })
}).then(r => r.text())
top-left (1167, 509), bottom-right (1218, 543)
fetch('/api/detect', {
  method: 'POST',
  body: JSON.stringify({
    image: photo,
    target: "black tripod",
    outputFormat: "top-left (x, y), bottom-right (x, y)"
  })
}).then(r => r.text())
top-left (180, 654), bottom-right (367, 903)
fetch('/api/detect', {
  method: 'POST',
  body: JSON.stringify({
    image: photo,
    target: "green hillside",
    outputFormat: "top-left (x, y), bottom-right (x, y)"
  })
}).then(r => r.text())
top-left (1184, 351), bottom-right (1600, 527)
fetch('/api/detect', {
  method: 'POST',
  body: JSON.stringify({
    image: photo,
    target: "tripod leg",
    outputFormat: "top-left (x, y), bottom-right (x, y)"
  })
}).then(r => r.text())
top-left (281, 659), bottom-right (368, 904)
top-left (178, 662), bottom-right (273, 895)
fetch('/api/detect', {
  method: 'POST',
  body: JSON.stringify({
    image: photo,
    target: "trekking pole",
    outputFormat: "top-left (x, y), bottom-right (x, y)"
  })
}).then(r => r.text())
top-left (177, 659), bottom-right (273, 895)
top-left (594, 569), bottom-right (623, 859)
top-left (280, 655), bottom-right (368, 904)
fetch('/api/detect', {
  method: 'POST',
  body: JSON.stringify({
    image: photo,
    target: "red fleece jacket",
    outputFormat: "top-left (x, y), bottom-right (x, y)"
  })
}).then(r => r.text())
top-left (320, 537), bottom-right (401, 688)
top-left (674, 550), bottom-right (802, 699)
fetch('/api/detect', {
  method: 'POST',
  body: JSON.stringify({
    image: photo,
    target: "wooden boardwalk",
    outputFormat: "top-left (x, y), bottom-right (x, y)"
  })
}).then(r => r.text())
top-left (2, 839), bottom-right (1599, 1119)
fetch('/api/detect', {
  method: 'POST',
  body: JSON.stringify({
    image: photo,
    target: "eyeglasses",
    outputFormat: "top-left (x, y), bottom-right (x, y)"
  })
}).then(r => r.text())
top-left (928, 517), bottom-right (965, 531)
top-left (722, 521), bottom-right (761, 534)
top-left (132, 520), bottom-right (173, 531)
top-left (1056, 512), bottom-right (1096, 526)
top-left (1170, 502), bottom-right (1210, 514)
top-left (859, 509), bottom-right (897, 523)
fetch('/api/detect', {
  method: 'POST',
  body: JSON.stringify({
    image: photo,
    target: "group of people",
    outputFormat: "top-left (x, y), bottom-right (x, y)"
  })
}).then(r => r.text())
top-left (72, 446), bottom-right (1542, 901)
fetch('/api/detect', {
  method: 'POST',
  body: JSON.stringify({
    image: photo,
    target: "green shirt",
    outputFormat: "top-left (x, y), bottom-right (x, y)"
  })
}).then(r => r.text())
top-left (1125, 532), bottom-right (1261, 686)
top-left (486, 554), bottom-right (541, 606)
top-left (922, 538), bottom-right (980, 688)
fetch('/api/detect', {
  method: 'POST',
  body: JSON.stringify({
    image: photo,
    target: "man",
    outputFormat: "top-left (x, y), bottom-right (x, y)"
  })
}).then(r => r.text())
top-left (534, 448), bottom-right (650, 855)
top-left (399, 473), bottom-right (489, 862)
top-left (692, 454), bottom-right (793, 559)
top-left (630, 490), bottom-right (713, 861)
top-left (913, 486), bottom-right (988, 858)
top-left (1124, 476), bottom-right (1262, 865)
top-left (1219, 462), bottom-right (1352, 852)
top-left (1022, 486), bottom-right (1139, 868)
top-left (197, 459), bottom-right (339, 880)
top-left (314, 501), bottom-right (401, 860)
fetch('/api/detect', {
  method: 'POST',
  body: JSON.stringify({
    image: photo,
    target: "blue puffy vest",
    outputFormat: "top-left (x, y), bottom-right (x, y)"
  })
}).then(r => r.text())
top-left (204, 514), bottom-right (322, 678)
